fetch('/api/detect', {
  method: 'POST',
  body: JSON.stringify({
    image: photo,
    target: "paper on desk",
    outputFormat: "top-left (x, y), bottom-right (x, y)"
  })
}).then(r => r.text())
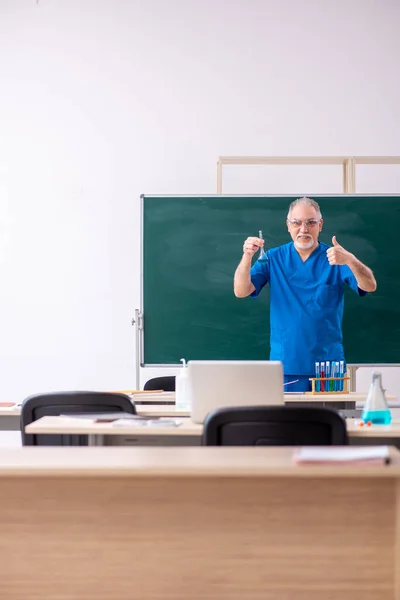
top-left (60, 412), bottom-right (148, 422)
top-left (112, 418), bottom-right (182, 428)
top-left (293, 446), bottom-right (390, 465)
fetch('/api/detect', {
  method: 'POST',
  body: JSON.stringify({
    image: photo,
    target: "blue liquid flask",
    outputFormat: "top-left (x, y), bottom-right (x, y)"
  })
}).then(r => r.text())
top-left (257, 230), bottom-right (268, 263)
top-left (361, 372), bottom-right (391, 425)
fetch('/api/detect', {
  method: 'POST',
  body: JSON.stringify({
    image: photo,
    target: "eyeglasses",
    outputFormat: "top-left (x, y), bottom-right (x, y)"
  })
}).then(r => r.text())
top-left (287, 218), bottom-right (321, 229)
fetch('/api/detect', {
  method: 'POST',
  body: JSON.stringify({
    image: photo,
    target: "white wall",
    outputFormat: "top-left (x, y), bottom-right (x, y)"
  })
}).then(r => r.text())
top-left (0, 0), bottom-right (399, 401)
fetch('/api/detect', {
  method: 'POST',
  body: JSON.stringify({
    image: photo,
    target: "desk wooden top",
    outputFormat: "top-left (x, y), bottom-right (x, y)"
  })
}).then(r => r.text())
top-left (133, 392), bottom-right (397, 404)
top-left (25, 415), bottom-right (400, 439)
top-left (284, 392), bottom-right (398, 402)
top-left (0, 404), bottom-right (189, 418)
top-left (130, 392), bottom-right (176, 404)
top-left (26, 416), bottom-right (203, 436)
top-left (1, 446), bottom-right (400, 478)
top-left (346, 420), bottom-right (400, 437)
top-left (139, 404), bottom-right (400, 418)
top-left (2, 391), bottom-right (397, 419)
top-left (138, 405), bottom-right (190, 417)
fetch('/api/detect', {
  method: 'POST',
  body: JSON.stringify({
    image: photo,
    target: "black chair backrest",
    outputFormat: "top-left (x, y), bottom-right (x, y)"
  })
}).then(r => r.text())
top-left (143, 376), bottom-right (176, 391)
top-left (21, 391), bottom-right (135, 446)
top-left (202, 406), bottom-right (348, 446)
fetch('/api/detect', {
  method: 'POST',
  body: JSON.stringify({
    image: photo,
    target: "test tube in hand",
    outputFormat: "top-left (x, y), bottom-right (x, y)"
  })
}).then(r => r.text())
top-left (258, 230), bottom-right (268, 263)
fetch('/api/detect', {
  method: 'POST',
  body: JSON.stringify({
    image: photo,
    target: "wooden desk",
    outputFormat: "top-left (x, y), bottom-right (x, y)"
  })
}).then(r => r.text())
top-left (347, 420), bottom-right (400, 437)
top-left (134, 395), bottom-right (400, 419)
top-left (3, 392), bottom-right (397, 431)
top-left (0, 407), bottom-right (21, 431)
top-left (25, 416), bottom-right (400, 448)
top-left (130, 391), bottom-right (176, 404)
top-left (0, 403), bottom-right (184, 431)
top-left (140, 402), bottom-right (400, 419)
top-left (0, 393), bottom-right (177, 432)
top-left (24, 416), bottom-right (201, 435)
top-left (0, 446), bottom-right (399, 599)
top-left (138, 405), bottom-right (190, 417)
top-left (25, 415), bottom-right (202, 446)
top-left (134, 392), bottom-right (399, 405)
top-left (138, 392), bottom-right (396, 405)
top-left (134, 392), bottom-right (373, 405)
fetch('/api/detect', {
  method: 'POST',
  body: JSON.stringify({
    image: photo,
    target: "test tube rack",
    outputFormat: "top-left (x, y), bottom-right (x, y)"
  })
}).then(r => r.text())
top-left (306, 376), bottom-right (350, 395)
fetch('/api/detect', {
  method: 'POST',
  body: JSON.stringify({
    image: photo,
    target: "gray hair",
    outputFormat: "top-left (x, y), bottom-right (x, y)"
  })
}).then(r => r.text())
top-left (287, 197), bottom-right (322, 219)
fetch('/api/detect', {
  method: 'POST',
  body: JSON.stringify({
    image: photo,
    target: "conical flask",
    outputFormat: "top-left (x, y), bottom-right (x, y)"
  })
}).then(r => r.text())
top-left (257, 230), bottom-right (268, 264)
top-left (361, 372), bottom-right (391, 425)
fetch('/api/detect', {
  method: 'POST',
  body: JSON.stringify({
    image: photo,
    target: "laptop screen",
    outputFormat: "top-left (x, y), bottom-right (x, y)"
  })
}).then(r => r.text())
top-left (188, 360), bottom-right (284, 423)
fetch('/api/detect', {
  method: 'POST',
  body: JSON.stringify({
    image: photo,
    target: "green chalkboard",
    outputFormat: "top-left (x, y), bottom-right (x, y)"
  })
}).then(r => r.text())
top-left (141, 195), bottom-right (400, 365)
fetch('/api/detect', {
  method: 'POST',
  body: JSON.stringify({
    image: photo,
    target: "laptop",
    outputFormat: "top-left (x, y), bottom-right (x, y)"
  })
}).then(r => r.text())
top-left (188, 360), bottom-right (284, 424)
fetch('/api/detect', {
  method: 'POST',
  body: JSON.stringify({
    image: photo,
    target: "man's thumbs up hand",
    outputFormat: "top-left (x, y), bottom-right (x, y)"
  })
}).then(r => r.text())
top-left (327, 236), bottom-right (353, 266)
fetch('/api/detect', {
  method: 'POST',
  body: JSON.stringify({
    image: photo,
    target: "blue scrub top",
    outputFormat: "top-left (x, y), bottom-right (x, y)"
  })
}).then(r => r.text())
top-left (250, 241), bottom-right (367, 376)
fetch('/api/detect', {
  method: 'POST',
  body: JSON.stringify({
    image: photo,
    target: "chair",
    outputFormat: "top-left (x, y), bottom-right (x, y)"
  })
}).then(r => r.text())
top-left (21, 391), bottom-right (135, 446)
top-left (143, 376), bottom-right (176, 391)
top-left (202, 406), bottom-right (348, 446)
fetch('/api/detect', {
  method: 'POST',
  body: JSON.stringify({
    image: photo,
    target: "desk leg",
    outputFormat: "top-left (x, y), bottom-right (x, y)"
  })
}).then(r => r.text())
top-left (0, 415), bottom-right (20, 431)
top-left (396, 480), bottom-right (400, 600)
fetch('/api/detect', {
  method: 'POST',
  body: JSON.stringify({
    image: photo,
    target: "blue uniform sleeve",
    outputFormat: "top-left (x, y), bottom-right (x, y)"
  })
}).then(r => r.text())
top-left (340, 265), bottom-right (368, 296)
top-left (250, 255), bottom-right (270, 297)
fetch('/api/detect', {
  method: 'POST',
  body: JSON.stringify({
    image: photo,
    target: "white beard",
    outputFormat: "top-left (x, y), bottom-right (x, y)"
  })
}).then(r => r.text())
top-left (295, 234), bottom-right (314, 250)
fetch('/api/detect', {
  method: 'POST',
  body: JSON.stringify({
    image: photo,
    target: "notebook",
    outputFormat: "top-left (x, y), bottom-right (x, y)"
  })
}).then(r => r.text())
top-left (293, 446), bottom-right (391, 465)
top-left (189, 360), bottom-right (284, 424)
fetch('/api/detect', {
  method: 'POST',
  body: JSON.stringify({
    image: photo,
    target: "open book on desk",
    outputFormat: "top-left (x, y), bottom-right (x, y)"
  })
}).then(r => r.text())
top-left (60, 413), bottom-right (182, 426)
top-left (112, 418), bottom-right (182, 428)
top-left (60, 412), bottom-right (161, 423)
top-left (293, 446), bottom-right (391, 465)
